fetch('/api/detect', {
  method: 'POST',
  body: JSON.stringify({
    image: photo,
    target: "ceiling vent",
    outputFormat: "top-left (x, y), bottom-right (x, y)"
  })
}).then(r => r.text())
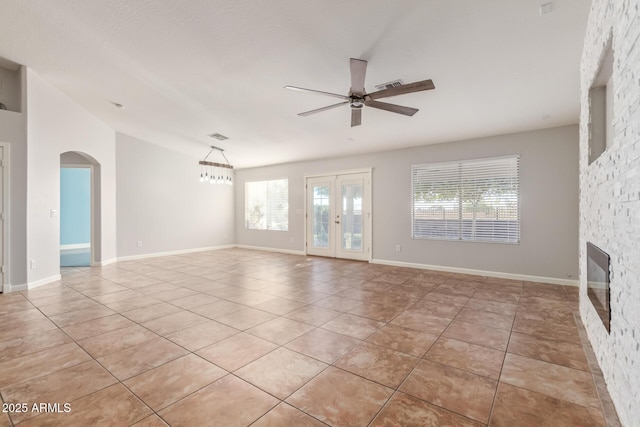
top-left (374, 79), bottom-right (404, 91)
top-left (208, 133), bottom-right (229, 141)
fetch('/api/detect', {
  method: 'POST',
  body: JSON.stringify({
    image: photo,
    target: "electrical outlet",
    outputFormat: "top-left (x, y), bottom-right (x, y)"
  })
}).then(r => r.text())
top-left (395, 245), bottom-right (401, 252)
top-left (137, 240), bottom-right (143, 247)
top-left (30, 259), bottom-right (36, 269)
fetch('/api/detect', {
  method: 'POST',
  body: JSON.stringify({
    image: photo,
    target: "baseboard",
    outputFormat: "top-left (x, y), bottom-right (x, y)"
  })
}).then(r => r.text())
top-left (116, 245), bottom-right (236, 262)
top-left (27, 274), bottom-right (62, 290)
top-left (60, 243), bottom-right (90, 250)
top-left (93, 258), bottom-right (117, 267)
top-left (370, 258), bottom-right (579, 286)
top-left (3, 282), bottom-right (27, 293)
top-left (234, 244), bottom-right (306, 256)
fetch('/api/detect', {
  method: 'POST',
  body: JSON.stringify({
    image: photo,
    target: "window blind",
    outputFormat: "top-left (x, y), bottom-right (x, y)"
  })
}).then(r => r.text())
top-left (245, 178), bottom-right (289, 231)
top-left (412, 156), bottom-right (520, 243)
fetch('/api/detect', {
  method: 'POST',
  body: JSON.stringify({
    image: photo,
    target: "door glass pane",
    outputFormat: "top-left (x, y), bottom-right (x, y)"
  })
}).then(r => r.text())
top-left (341, 183), bottom-right (363, 251)
top-left (312, 185), bottom-right (330, 248)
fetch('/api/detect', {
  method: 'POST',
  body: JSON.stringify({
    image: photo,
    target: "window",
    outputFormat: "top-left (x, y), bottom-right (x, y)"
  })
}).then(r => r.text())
top-left (412, 155), bottom-right (520, 243)
top-left (245, 178), bottom-right (289, 231)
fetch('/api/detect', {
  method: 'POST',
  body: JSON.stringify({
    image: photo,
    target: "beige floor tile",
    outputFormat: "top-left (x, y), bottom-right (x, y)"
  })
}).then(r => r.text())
top-left (321, 313), bottom-right (384, 340)
top-left (246, 317), bottom-right (315, 345)
top-left (236, 347), bottom-right (327, 399)
top-left (287, 366), bottom-right (393, 426)
top-left (188, 299), bottom-right (245, 319)
top-left (141, 311), bottom-right (209, 336)
top-left (48, 306), bottom-right (115, 328)
top-left (77, 324), bottom-right (159, 358)
top-left (214, 307), bottom-right (278, 330)
top-left (490, 382), bottom-right (606, 427)
top-left (335, 342), bottom-right (420, 388)
top-left (97, 337), bottom-right (188, 380)
top-left (390, 310), bottom-right (451, 335)
top-left (18, 384), bottom-right (152, 427)
top-left (347, 301), bottom-right (405, 322)
top-left (371, 392), bottom-right (484, 427)
top-left (0, 342), bottom-right (91, 389)
top-left (454, 307), bottom-right (514, 330)
top-left (121, 302), bottom-right (184, 323)
top-left (251, 297), bottom-right (308, 315)
top-left (130, 414), bottom-right (170, 426)
top-left (443, 320), bottom-right (511, 351)
top-left (165, 320), bottom-right (238, 351)
top-left (400, 359), bottom-right (497, 423)
top-left (61, 313), bottom-right (135, 340)
top-left (508, 332), bottom-right (590, 371)
top-left (0, 329), bottom-right (72, 363)
top-left (285, 328), bottom-right (361, 364)
top-left (425, 337), bottom-right (505, 380)
top-left (0, 317), bottom-right (59, 342)
top-left (124, 354), bottom-right (226, 411)
top-left (500, 353), bottom-right (601, 408)
top-left (284, 305), bottom-right (341, 326)
top-left (196, 333), bottom-right (278, 371)
top-left (366, 323), bottom-right (438, 357)
top-left (252, 402), bottom-right (326, 427)
top-left (170, 293), bottom-right (221, 309)
top-left (159, 375), bottom-right (278, 427)
top-left (1, 360), bottom-right (117, 423)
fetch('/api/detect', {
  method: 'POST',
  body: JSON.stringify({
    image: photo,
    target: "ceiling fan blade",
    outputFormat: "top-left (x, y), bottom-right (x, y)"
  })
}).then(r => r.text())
top-left (350, 58), bottom-right (367, 96)
top-left (367, 79), bottom-right (435, 100)
top-left (365, 100), bottom-right (418, 116)
top-left (285, 85), bottom-right (349, 100)
top-left (298, 101), bottom-right (349, 116)
top-left (351, 109), bottom-right (362, 127)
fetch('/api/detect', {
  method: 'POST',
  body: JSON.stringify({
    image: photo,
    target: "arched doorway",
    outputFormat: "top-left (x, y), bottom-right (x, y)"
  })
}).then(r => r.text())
top-left (60, 151), bottom-right (102, 267)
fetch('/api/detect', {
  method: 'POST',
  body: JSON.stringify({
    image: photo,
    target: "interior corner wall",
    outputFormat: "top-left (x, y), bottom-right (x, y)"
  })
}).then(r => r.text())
top-left (115, 133), bottom-right (234, 258)
top-left (579, 1), bottom-right (640, 425)
top-left (26, 69), bottom-right (117, 285)
top-left (235, 125), bottom-right (579, 282)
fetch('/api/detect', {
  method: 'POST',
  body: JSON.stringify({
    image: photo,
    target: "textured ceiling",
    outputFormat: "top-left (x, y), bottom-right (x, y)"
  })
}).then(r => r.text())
top-left (0, 0), bottom-right (590, 168)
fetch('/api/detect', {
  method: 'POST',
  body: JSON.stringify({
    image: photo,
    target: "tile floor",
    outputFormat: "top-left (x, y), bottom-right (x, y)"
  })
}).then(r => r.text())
top-left (0, 249), bottom-right (620, 426)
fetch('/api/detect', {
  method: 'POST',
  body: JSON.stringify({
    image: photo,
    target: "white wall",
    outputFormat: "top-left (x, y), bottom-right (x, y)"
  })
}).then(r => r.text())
top-left (116, 134), bottom-right (234, 258)
top-left (579, 1), bottom-right (640, 425)
top-left (26, 69), bottom-right (117, 285)
top-left (236, 125), bottom-right (579, 282)
top-left (0, 67), bottom-right (27, 289)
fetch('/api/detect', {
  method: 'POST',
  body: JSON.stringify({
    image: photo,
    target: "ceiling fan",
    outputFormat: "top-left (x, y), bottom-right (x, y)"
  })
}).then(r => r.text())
top-left (285, 58), bottom-right (435, 127)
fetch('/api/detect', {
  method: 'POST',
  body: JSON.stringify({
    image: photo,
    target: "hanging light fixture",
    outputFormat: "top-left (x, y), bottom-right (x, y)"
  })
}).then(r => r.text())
top-left (199, 145), bottom-right (233, 185)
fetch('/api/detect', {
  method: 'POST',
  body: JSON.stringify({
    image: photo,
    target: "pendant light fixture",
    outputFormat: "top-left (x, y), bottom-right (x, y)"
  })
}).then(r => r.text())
top-left (199, 145), bottom-right (233, 185)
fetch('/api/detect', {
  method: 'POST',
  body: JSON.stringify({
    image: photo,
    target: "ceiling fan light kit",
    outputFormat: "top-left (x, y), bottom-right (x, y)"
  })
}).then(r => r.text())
top-left (285, 58), bottom-right (435, 127)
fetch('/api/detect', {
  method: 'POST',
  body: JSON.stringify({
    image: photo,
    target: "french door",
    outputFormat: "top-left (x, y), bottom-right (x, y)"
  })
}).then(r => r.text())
top-left (306, 171), bottom-right (371, 261)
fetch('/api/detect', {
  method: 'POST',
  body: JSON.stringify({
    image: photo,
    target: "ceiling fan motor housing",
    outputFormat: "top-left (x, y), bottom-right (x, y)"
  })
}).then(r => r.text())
top-left (349, 96), bottom-right (365, 109)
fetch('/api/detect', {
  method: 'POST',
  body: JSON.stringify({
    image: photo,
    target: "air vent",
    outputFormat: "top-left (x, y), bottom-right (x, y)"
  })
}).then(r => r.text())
top-left (208, 133), bottom-right (229, 141)
top-left (374, 79), bottom-right (404, 91)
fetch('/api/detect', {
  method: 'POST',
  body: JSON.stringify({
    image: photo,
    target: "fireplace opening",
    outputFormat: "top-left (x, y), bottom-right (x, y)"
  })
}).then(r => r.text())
top-left (587, 242), bottom-right (611, 332)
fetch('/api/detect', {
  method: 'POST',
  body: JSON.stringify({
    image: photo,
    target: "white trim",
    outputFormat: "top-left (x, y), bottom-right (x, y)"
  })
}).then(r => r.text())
top-left (4, 283), bottom-right (27, 293)
top-left (27, 274), bottom-right (62, 290)
top-left (370, 258), bottom-right (578, 287)
top-left (61, 243), bottom-right (90, 250)
top-left (304, 167), bottom-right (373, 179)
top-left (0, 143), bottom-right (10, 294)
top-left (304, 169), bottom-right (373, 262)
top-left (235, 244), bottom-right (305, 256)
top-left (116, 245), bottom-right (236, 262)
top-left (94, 258), bottom-right (117, 267)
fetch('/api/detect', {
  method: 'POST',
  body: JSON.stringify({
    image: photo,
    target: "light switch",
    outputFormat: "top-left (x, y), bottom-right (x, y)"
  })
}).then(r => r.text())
top-left (50, 209), bottom-right (57, 218)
